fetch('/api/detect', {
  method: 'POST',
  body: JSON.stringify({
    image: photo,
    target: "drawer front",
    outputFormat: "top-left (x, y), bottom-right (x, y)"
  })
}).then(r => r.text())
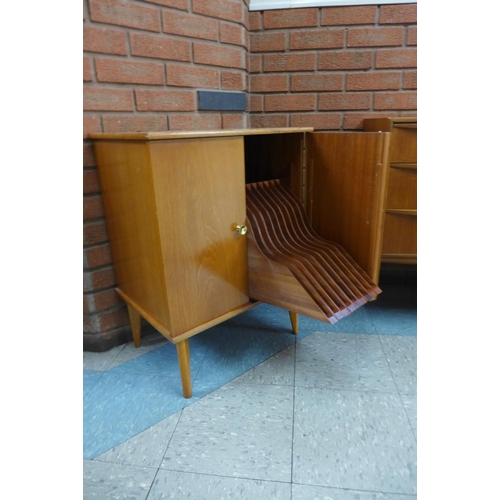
top-left (385, 167), bottom-right (417, 210)
top-left (390, 126), bottom-right (417, 163)
top-left (382, 212), bottom-right (417, 256)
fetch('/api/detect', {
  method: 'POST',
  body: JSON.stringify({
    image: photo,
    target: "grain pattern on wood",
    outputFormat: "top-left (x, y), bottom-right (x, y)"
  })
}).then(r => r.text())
top-left (307, 132), bottom-right (390, 283)
top-left (382, 212), bottom-right (417, 257)
top-left (176, 340), bottom-right (192, 398)
top-left (93, 140), bottom-right (173, 332)
top-left (149, 137), bottom-right (250, 337)
top-left (246, 180), bottom-right (381, 325)
top-left (386, 167), bottom-right (417, 210)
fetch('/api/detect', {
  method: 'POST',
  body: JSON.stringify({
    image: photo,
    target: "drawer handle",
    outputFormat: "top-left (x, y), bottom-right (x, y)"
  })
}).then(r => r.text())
top-left (236, 224), bottom-right (247, 235)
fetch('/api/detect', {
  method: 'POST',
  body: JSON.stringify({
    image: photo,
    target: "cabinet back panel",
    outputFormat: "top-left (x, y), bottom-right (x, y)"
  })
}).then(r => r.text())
top-left (307, 132), bottom-right (390, 282)
top-left (92, 140), bottom-right (172, 331)
top-left (149, 137), bottom-right (249, 337)
top-left (244, 133), bottom-right (304, 203)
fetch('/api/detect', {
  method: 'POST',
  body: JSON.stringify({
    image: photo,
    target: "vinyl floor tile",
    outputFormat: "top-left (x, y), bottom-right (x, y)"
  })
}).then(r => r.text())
top-left (379, 336), bottom-right (417, 395)
top-left (95, 411), bottom-right (182, 468)
top-left (106, 332), bottom-right (169, 370)
top-left (110, 341), bottom-right (207, 379)
top-left (295, 332), bottom-right (398, 393)
top-left (161, 383), bottom-right (294, 481)
top-left (292, 387), bottom-right (417, 495)
top-left (232, 343), bottom-right (296, 386)
top-left (292, 484), bottom-right (417, 499)
top-left (83, 344), bottom-right (126, 371)
top-left (83, 284), bottom-right (417, 498)
top-left (192, 324), bottom-right (296, 393)
top-left (366, 286), bottom-right (417, 337)
top-left (83, 372), bottom-right (187, 459)
top-left (302, 306), bottom-right (377, 335)
top-left (83, 370), bottom-right (103, 398)
top-left (83, 460), bottom-right (156, 500)
top-left (401, 394), bottom-right (417, 439)
top-left (149, 470), bottom-right (291, 500)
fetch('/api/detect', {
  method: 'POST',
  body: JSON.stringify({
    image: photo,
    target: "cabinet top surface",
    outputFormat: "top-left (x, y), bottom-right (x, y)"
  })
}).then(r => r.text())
top-left (89, 127), bottom-right (314, 141)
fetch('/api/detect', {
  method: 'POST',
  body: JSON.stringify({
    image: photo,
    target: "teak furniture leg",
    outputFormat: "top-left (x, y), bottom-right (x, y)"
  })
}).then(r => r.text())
top-left (127, 304), bottom-right (142, 348)
top-left (289, 311), bottom-right (299, 335)
top-left (176, 340), bottom-right (192, 398)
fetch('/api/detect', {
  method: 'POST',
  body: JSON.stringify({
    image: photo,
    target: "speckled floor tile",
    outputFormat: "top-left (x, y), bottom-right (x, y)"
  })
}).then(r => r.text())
top-left (232, 343), bottom-right (295, 386)
top-left (83, 370), bottom-right (103, 398)
top-left (149, 470), bottom-right (291, 499)
top-left (106, 332), bottom-right (169, 370)
top-left (401, 394), bottom-right (417, 439)
top-left (83, 372), bottom-right (188, 459)
top-left (379, 336), bottom-right (417, 395)
top-left (191, 323), bottom-right (296, 394)
top-left (161, 383), bottom-right (294, 481)
top-left (292, 484), bottom-right (416, 499)
top-left (83, 344), bottom-right (126, 371)
top-left (293, 387), bottom-right (417, 495)
top-left (95, 410), bottom-right (182, 468)
top-left (83, 459), bottom-right (156, 499)
top-left (295, 332), bottom-right (398, 393)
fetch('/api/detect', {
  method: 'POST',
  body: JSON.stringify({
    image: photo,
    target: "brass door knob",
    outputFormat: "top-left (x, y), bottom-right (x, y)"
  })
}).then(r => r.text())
top-left (236, 224), bottom-right (247, 235)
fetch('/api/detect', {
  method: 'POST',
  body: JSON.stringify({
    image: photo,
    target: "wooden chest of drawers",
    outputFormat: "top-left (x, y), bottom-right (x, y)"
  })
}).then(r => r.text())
top-left (363, 118), bottom-right (417, 265)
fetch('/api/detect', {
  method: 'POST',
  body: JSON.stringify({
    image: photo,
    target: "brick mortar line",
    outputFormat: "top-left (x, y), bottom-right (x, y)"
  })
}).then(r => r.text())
top-left (83, 302), bottom-right (123, 314)
top-left (83, 216), bottom-right (107, 226)
top-left (83, 244), bottom-right (110, 253)
top-left (83, 266), bottom-right (114, 277)
top-left (85, 22), bottom-right (246, 47)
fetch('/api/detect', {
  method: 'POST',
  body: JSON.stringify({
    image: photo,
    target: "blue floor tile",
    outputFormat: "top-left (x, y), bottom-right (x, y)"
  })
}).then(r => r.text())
top-left (110, 341), bottom-right (208, 379)
top-left (83, 372), bottom-right (188, 459)
top-left (366, 285), bottom-right (417, 336)
top-left (83, 370), bottom-right (104, 398)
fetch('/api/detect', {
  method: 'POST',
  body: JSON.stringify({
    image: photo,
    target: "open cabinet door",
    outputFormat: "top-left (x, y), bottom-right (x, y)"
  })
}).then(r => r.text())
top-left (306, 132), bottom-right (391, 284)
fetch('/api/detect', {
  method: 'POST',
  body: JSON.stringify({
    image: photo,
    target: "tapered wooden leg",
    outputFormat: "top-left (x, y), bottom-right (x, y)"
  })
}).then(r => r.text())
top-left (289, 311), bottom-right (299, 335)
top-left (127, 304), bottom-right (141, 348)
top-left (176, 340), bottom-right (192, 399)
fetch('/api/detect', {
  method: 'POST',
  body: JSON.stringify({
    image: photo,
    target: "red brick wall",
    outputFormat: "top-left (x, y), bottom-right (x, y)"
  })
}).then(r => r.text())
top-left (83, 1), bottom-right (417, 351)
top-left (249, 4), bottom-right (416, 130)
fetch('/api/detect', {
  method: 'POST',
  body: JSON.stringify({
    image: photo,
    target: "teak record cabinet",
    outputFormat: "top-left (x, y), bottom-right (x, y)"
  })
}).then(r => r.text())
top-left (90, 128), bottom-right (392, 398)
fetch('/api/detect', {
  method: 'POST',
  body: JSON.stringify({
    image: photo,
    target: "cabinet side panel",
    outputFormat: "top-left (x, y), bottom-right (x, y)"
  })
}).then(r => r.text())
top-left (307, 132), bottom-right (390, 282)
top-left (149, 137), bottom-right (249, 337)
top-left (92, 141), bottom-right (171, 332)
